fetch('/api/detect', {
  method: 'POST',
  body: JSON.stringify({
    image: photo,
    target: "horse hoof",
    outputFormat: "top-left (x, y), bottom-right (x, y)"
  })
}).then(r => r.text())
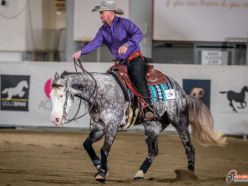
top-left (133, 170), bottom-right (144, 180)
top-left (95, 169), bottom-right (109, 182)
top-left (133, 176), bottom-right (144, 181)
top-left (95, 174), bottom-right (106, 182)
top-left (175, 169), bottom-right (198, 181)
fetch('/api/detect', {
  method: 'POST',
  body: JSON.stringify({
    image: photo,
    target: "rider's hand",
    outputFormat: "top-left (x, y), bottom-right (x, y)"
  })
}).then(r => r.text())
top-left (72, 50), bottom-right (82, 60)
top-left (118, 44), bottom-right (128, 55)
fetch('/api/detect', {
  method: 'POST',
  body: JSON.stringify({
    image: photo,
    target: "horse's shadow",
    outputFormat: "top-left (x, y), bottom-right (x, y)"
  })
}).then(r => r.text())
top-left (107, 169), bottom-right (198, 184)
top-left (106, 177), bottom-right (179, 184)
top-left (220, 86), bottom-right (248, 113)
top-left (147, 177), bottom-right (225, 184)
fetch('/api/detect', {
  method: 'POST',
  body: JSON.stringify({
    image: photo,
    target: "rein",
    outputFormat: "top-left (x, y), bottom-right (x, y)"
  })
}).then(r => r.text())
top-left (63, 59), bottom-right (98, 124)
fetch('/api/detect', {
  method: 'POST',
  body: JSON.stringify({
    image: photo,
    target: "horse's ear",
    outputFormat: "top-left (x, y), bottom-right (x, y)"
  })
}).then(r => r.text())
top-left (52, 72), bottom-right (61, 88)
top-left (54, 72), bottom-right (59, 80)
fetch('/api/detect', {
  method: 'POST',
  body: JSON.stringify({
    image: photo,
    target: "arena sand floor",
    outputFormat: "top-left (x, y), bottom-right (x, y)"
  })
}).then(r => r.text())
top-left (0, 129), bottom-right (247, 186)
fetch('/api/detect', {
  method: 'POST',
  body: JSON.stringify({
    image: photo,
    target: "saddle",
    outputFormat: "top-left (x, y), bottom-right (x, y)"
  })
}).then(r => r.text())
top-left (108, 63), bottom-right (174, 129)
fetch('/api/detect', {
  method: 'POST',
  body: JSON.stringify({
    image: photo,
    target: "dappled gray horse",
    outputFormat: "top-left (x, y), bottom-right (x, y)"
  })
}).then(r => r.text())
top-left (50, 70), bottom-right (226, 182)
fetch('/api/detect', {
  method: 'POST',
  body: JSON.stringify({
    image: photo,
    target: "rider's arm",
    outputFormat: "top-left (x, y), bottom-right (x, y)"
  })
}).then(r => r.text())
top-left (81, 29), bottom-right (104, 55)
top-left (122, 19), bottom-right (143, 48)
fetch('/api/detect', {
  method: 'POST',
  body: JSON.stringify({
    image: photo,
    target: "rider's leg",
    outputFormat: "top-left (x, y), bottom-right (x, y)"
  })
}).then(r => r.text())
top-left (127, 56), bottom-right (154, 120)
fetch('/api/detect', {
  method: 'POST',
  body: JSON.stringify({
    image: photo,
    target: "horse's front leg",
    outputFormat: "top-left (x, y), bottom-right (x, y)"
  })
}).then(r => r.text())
top-left (134, 121), bottom-right (162, 180)
top-left (95, 121), bottom-right (119, 182)
top-left (83, 125), bottom-right (104, 171)
top-left (239, 101), bottom-right (247, 109)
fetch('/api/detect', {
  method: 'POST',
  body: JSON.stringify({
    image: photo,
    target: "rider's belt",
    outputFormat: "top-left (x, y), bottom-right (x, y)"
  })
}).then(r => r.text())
top-left (127, 51), bottom-right (144, 62)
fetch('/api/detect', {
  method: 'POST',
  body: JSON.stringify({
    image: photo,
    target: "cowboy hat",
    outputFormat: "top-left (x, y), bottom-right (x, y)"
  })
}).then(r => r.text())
top-left (92, 0), bottom-right (124, 15)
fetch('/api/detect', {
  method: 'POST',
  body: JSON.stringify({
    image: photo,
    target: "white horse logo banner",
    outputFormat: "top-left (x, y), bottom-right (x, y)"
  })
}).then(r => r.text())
top-left (1, 75), bottom-right (30, 111)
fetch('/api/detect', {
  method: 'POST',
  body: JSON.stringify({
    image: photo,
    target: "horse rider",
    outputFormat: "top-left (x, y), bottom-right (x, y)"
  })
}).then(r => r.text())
top-left (72, 0), bottom-right (154, 121)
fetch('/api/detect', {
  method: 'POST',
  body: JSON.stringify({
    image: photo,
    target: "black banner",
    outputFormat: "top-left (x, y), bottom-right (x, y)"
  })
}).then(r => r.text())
top-left (1, 75), bottom-right (30, 111)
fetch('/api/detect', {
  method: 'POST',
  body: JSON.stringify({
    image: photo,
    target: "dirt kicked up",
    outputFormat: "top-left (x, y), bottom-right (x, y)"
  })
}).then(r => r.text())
top-left (0, 129), bottom-right (248, 186)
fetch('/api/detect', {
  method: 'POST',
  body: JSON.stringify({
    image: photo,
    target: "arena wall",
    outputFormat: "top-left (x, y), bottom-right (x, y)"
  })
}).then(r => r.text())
top-left (154, 0), bottom-right (248, 41)
top-left (0, 62), bottom-right (247, 135)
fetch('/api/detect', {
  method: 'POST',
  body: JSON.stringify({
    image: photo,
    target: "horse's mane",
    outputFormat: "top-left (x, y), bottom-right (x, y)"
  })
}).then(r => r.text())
top-left (52, 71), bottom-right (84, 88)
top-left (60, 71), bottom-right (82, 79)
top-left (243, 86), bottom-right (248, 91)
top-left (60, 71), bottom-right (69, 79)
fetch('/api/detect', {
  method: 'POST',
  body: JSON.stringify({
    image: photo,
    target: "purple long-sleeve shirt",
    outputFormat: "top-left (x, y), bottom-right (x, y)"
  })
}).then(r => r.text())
top-left (81, 16), bottom-right (143, 60)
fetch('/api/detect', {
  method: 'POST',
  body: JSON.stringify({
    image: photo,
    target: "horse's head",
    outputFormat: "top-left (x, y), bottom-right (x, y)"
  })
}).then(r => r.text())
top-left (19, 80), bottom-right (29, 88)
top-left (244, 86), bottom-right (248, 92)
top-left (50, 72), bottom-right (74, 126)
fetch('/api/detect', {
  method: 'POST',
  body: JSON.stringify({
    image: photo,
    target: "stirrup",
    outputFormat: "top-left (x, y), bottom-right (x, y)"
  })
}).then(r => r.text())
top-left (143, 105), bottom-right (156, 121)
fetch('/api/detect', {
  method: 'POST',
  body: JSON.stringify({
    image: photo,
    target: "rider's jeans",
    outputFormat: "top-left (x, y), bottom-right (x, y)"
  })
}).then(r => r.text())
top-left (127, 56), bottom-right (150, 105)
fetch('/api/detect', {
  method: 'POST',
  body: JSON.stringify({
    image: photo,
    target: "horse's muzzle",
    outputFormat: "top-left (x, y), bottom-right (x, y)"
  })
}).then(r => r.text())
top-left (51, 114), bottom-right (65, 126)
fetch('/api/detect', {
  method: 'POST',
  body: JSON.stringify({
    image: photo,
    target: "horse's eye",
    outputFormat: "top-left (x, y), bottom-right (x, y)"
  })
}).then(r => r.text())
top-left (59, 95), bottom-right (63, 98)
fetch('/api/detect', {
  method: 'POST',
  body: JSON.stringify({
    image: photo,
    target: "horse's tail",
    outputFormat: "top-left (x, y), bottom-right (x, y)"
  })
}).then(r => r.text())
top-left (219, 91), bottom-right (227, 94)
top-left (187, 96), bottom-right (227, 146)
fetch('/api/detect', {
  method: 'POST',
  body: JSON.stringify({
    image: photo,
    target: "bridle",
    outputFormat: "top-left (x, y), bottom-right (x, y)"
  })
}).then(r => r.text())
top-left (59, 59), bottom-right (98, 124)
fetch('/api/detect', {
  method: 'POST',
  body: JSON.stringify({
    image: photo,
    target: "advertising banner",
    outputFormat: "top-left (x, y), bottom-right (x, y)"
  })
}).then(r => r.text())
top-left (0, 62), bottom-right (247, 135)
top-left (1, 75), bottom-right (30, 111)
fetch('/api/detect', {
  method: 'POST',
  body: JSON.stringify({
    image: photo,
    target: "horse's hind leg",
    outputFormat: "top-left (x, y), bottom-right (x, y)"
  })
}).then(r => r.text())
top-left (229, 100), bottom-right (237, 112)
top-left (170, 111), bottom-right (195, 172)
top-left (134, 121), bottom-right (162, 180)
top-left (83, 125), bottom-right (104, 170)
